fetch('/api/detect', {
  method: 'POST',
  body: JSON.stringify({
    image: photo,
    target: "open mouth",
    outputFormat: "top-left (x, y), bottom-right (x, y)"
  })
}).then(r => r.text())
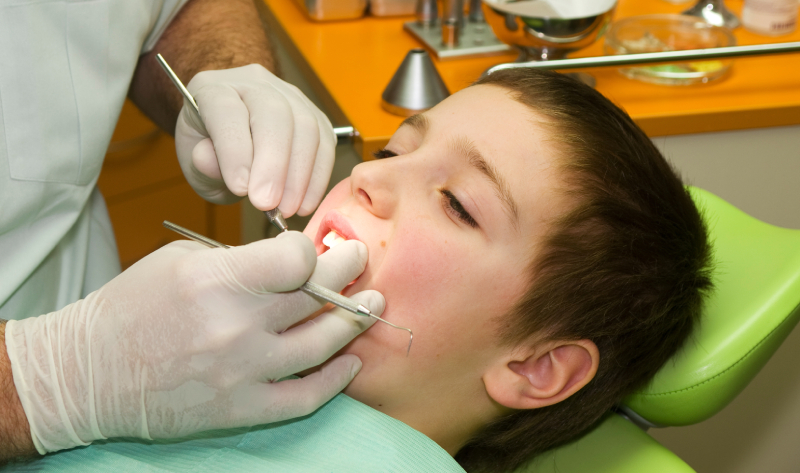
top-left (315, 211), bottom-right (359, 256)
top-left (316, 212), bottom-right (363, 287)
top-left (322, 230), bottom-right (348, 252)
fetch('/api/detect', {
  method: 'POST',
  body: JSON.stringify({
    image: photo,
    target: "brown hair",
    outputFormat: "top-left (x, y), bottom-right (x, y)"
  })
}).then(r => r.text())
top-left (454, 69), bottom-right (714, 472)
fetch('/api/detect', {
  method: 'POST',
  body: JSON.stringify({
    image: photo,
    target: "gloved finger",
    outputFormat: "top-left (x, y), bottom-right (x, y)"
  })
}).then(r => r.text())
top-left (257, 239), bottom-right (371, 331)
top-left (269, 290), bottom-right (383, 376)
top-left (270, 88), bottom-right (336, 216)
top-left (205, 231), bottom-right (318, 294)
top-left (194, 84), bottom-right (253, 197)
top-left (175, 113), bottom-right (242, 205)
top-left (243, 85), bottom-right (294, 211)
top-left (297, 113), bottom-right (336, 216)
top-left (192, 138), bottom-right (222, 180)
top-left (247, 354), bottom-right (364, 423)
top-left (274, 98), bottom-right (320, 217)
top-left (309, 239), bottom-right (368, 291)
top-left (191, 139), bottom-right (245, 204)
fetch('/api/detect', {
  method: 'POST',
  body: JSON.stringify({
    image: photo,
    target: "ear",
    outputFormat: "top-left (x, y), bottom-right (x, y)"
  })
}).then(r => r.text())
top-left (483, 340), bottom-right (599, 410)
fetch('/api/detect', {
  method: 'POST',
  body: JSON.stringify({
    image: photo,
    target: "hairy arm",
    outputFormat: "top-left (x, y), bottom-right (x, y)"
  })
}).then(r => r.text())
top-left (0, 321), bottom-right (37, 465)
top-left (129, 0), bottom-right (276, 134)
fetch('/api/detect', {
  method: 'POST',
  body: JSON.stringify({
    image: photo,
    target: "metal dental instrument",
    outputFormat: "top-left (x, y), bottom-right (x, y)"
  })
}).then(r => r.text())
top-left (264, 208), bottom-right (289, 233)
top-left (163, 220), bottom-right (414, 355)
top-left (155, 54), bottom-right (289, 233)
top-left (155, 53), bottom-right (204, 133)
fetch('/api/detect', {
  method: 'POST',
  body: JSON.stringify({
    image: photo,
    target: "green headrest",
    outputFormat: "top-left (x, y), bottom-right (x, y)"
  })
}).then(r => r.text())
top-left (516, 413), bottom-right (694, 473)
top-left (624, 187), bottom-right (800, 426)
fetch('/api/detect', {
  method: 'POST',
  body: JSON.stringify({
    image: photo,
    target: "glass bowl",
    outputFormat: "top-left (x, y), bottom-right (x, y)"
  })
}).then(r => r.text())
top-left (604, 14), bottom-right (736, 85)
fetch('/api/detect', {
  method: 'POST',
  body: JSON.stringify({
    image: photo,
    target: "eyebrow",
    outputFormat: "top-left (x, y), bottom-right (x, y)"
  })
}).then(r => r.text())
top-left (451, 136), bottom-right (521, 231)
top-left (400, 114), bottom-right (430, 135)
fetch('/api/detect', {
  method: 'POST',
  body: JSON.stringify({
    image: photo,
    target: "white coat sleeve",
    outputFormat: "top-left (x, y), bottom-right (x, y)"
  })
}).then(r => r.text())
top-left (141, 0), bottom-right (192, 54)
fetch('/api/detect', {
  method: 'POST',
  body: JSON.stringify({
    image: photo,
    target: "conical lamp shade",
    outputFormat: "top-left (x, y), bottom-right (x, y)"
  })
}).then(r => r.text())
top-left (381, 49), bottom-right (450, 117)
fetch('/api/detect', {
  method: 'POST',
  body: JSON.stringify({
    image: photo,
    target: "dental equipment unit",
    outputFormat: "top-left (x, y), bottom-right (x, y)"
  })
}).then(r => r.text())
top-left (163, 220), bottom-right (414, 355)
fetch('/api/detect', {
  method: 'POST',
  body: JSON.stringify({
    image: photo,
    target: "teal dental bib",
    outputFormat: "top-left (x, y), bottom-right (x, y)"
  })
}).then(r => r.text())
top-left (8, 393), bottom-right (464, 473)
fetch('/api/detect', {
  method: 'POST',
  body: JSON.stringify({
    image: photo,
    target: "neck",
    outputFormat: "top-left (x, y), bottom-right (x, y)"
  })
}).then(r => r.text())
top-left (380, 383), bottom-right (509, 456)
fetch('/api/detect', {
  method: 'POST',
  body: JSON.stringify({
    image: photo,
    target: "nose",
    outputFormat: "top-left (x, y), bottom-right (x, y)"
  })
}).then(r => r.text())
top-left (349, 159), bottom-right (400, 219)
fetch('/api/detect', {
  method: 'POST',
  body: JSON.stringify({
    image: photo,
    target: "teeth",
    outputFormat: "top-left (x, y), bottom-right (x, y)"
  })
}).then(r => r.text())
top-left (322, 230), bottom-right (347, 249)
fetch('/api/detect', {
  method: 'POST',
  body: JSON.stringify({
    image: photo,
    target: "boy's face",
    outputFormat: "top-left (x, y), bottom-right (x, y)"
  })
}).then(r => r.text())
top-left (303, 85), bottom-right (568, 437)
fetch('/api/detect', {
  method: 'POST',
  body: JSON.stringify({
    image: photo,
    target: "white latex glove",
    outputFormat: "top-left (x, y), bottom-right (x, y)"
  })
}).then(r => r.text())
top-left (175, 64), bottom-right (337, 216)
top-left (5, 232), bottom-right (381, 454)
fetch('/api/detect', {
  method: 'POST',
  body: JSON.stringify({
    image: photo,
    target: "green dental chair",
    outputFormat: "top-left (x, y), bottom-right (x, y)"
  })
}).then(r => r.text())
top-left (515, 187), bottom-right (800, 473)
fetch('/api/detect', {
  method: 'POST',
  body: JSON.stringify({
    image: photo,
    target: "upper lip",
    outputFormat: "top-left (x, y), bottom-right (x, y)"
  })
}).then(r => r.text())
top-left (315, 210), bottom-right (360, 252)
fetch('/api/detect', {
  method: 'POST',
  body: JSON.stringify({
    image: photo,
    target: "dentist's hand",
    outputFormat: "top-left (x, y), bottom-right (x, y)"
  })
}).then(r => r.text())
top-left (175, 64), bottom-right (337, 216)
top-left (5, 233), bottom-right (382, 454)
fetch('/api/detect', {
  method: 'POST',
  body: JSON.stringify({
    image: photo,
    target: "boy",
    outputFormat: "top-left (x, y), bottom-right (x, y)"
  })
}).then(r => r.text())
top-left (6, 69), bottom-right (712, 473)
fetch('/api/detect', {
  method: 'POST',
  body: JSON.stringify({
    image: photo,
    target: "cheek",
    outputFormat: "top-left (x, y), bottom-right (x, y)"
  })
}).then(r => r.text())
top-left (342, 222), bottom-right (468, 366)
top-left (376, 225), bottom-right (461, 313)
top-left (369, 226), bottom-right (528, 347)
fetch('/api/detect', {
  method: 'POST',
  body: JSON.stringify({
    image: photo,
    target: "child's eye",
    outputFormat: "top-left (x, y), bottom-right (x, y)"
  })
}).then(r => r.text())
top-left (441, 189), bottom-right (478, 228)
top-left (373, 148), bottom-right (398, 159)
top-left (373, 148), bottom-right (477, 229)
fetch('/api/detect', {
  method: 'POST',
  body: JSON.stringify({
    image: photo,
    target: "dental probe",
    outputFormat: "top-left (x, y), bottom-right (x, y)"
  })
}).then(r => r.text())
top-left (162, 221), bottom-right (414, 355)
top-left (155, 54), bottom-right (289, 233)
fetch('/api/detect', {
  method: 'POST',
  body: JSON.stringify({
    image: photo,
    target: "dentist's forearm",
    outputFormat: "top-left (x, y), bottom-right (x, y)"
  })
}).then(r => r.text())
top-left (129, 0), bottom-right (276, 134)
top-left (0, 320), bottom-right (37, 465)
